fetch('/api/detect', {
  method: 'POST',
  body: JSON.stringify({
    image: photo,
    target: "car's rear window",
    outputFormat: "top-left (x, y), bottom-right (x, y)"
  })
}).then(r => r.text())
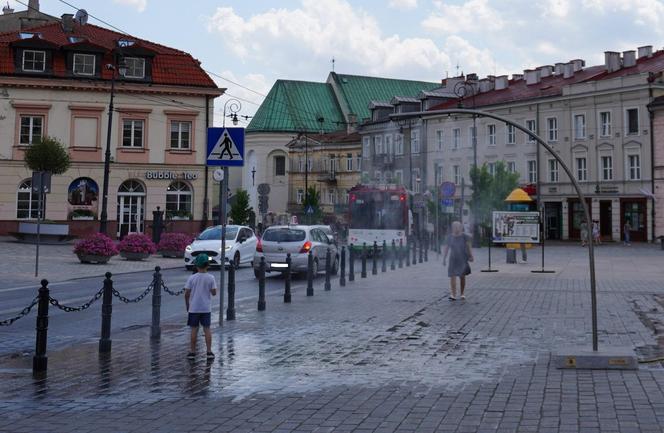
top-left (262, 228), bottom-right (306, 242)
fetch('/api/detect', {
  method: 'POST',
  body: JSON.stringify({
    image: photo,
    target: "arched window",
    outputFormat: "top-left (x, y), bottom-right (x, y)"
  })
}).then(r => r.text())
top-left (118, 180), bottom-right (145, 194)
top-left (17, 180), bottom-right (39, 219)
top-left (166, 181), bottom-right (192, 218)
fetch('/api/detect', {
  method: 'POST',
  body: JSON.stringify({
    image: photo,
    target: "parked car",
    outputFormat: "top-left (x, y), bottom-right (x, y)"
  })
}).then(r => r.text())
top-left (184, 225), bottom-right (257, 270)
top-left (253, 225), bottom-right (338, 278)
top-left (311, 225), bottom-right (338, 245)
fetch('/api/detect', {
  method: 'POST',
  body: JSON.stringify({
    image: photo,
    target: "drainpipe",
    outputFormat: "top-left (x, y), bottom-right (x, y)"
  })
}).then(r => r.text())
top-left (201, 95), bottom-right (210, 231)
top-left (648, 79), bottom-right (656, 241)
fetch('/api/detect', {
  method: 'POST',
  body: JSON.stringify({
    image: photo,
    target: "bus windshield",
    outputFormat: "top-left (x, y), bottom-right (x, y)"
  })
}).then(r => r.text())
top-left (350, 193), bottom-right (405, 230)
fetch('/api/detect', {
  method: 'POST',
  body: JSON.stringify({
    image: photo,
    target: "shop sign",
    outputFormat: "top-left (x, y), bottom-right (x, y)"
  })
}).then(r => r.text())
top-left (144, 171), bottom-right (199, 180)
top-left (598, 185), bottom-right (619, 194)
top-left (492, 211), bottom-right (540, 244)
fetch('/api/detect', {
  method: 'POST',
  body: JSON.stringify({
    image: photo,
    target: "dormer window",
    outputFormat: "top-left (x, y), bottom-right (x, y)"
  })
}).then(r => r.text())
top-left (68, 36), bottom-right (84, 43)
top-left (118, 39), bottom-right (135, 48)
top-left (20, 32), bottom-right (41, 39)
top-left (123, 57), bottom-right (145, 79)
top-left (73, 53), bottom-right (95, 76)
top-left (22, 50), bottom-right (46, 72)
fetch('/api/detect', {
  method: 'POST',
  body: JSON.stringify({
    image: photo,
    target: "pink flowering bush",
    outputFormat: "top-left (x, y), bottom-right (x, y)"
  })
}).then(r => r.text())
top-left (158, 232), bottom-right (193, 252)
top-left (118, 233), bottom-right (157, 254)
top-left (74, 233), bottom-right (119, 257)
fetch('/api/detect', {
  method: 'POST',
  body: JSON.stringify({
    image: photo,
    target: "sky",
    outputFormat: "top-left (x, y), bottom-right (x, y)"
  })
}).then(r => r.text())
top-left (9, 0), bottom-right (664, 126)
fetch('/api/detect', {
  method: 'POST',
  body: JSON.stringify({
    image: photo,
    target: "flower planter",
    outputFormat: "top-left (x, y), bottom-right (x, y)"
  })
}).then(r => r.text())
top-left (77, 253), bottom-right (112, 264)
top-left (72, 216), bottom-right (95, 221)
top-left (120, 251), bottom-right (151, 261)
top-left (160, 249), bottom-right (184, 258)
top-left (169, 216), bottom-right (191, 221)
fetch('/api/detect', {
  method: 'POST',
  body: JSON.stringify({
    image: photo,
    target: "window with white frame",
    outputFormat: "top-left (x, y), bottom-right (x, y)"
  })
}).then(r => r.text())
top-left (296, 189), bottom-right (304, 204)
top-left (601, 155), bottom-right (613, 180)
top-left (434, 164), bottom-right (443, 186)
top-left (411, 130), bottom-right (420, 154)
top-left (575, 156), bottom-right (587, 181)
top-left (526, 119), bottom-right (536, 143)
top-left (356, 154), bottom-right (362, 171)
top-left (374, 135), bottom-right (383, 155)
top-left (16, 180), bottom-right (39, 219)
top-left (73, 53), bottom-right (95, 76)
top-left (395, 133), bottom-right (404, 155)
top-left (384, 134), bottom-right (393, 155)
top-left (122, 119), bottom-right (144, 147)
top-left (548, 159), bottom-right (559, 182)
top-left (506, 124), bottom-right (516, 145)
top-left (626, 108), bottom-right (639, 135)
top-left (599, 111), bottom-right (611, 137)
top-left (19, 115), bottom-right (43, 145)
top-left (166, 181), bottom-right (192, 217)
top-left (22, 50), bottom-right (45, 72)
top-left (469, 126), bottom-right (477, 148)
top-left (298, 157), bottom-right (304, 173)
top-left (487, 124), bottom-right (496, 146)
top-left (436, 129), bottom-right (444, 151)
top-left (412, 168), bottom-right (421, 193)
top-left (453, 165), bottom-right (461, 185)
top-left (547, 117), bottom-right (558, 141)
top-left (452, 128), bottom-right (461, 149)
top-left (327, 189), bottom-right (336, 205)
top-left (170, 120), bottom-right (191, 149)
top-left (487, 162), bottom-right (496, 176)
top-left (346, 153), bottom-right (353, 171)
top-left (527, 160), bottom-right (537, 183)
top-left (574, 114), bottom-right (586, 139)
top-left (362, 136), bottom-right (371, 158)
top-left (507, 161), bottom-right (516, 173)
top-left (124, 57), bottom-right (146, 79)
top-left (374, 170), bottom-right (382, 183)
top-left (394, 170), bottom-right (403, 186)
top-left (628, 154), bottom-right (641, 180)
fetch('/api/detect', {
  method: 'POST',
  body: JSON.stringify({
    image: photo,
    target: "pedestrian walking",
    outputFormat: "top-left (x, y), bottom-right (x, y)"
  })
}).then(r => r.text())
top-left (624, 220), bottom-right (632, 246)
top-left (592, 220), bottom-right (601, 245)
top-left (580, 220), bottom-right (589, 247)
top-left (443, 221), bottom-right (473, 301)
top-left (184, 254), bottom-right (217, 360)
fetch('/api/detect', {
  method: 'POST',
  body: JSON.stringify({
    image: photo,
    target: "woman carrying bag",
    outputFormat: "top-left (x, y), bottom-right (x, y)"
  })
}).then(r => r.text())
top-left (443, 221), bottom-right (474, 301)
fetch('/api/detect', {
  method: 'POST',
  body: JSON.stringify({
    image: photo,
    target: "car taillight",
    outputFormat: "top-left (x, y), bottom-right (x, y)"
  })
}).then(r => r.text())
top-left (299, 241), bottom-right (312, 253)
top-left (256, 239), bottom-right (263, 252)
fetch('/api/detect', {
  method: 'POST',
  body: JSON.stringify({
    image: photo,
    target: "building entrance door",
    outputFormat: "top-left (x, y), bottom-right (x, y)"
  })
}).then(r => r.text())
top-left (117, 180), bottom-right (145, 238)
top-left (621, 198), bottom-right (647, 242)
top-left (599, 200), bottom-right (612, 240)
top-left (568, 199), bottom-right (592, 240)
top-left (544, 202), bottom-right (561, 240)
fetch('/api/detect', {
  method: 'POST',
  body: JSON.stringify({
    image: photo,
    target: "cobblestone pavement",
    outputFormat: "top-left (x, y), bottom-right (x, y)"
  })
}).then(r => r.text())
top-left (2, 243), bottom-right (664, 432)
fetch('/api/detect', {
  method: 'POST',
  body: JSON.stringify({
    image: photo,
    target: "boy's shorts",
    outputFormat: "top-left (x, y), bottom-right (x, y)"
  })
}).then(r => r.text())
top-left (187, 312), bottom-right (211, 328)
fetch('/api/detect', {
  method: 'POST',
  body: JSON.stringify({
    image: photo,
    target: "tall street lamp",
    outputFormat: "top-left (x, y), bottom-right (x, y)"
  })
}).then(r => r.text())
top-left (99, 60), bottom-right (126, 235)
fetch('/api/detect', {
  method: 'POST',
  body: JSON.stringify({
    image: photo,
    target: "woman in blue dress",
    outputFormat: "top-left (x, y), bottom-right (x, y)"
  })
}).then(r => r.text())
top-left (443, 221), bottom-right (474, 301)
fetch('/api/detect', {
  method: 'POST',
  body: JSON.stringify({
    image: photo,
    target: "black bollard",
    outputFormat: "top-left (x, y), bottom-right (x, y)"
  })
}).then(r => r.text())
top-left (99, 272), bottom-right (113, 354)
top-left (406, 239), bottom-right (411, 267)
top-left (324, 247), bottom-right (332, 291)
top-left (306, 251), bottom-right (314, 296)
top-left (348, 245), bottom-right (355, 282)
top-left (150, 267), bottom-right (162, 340)
top-left (258, 257), bottom-right (266, 311)
top-left (381, 240), bottom-right (387, 272)
top-left (340, 246), bottom-right (346, 287)
top-left (391, 240), bottom-right (396, 270)
top-left (424, 237), bottom-right (429, 262)
top-left (33, 279), bottom-right (49, 373)
top-left (284, 253), bottom-right (292, 303)
top-left (227, 264), bottom-right (236, 320)
top-left (361, 243), bottom-right (367, 278)
top-left (372, 241), bottom-right (378, 275)
top-left (399, 239), bottom-right (404, 268)
top-left (419, 238), bottom-right (423, 263)
top-left (412, 239), bottom-right (417, 265)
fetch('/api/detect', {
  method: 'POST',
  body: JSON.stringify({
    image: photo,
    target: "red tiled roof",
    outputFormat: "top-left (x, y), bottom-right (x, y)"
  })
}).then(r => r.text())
top-left (0, 21), bottom-right (218, 89)
top-left (429, 50), bottom-right (664, 111)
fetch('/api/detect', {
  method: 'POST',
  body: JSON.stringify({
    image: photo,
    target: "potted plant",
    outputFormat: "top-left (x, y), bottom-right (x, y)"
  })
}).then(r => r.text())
top-left (157, 232), bottom-right (193, 258)
top-left (166, 209), bottom-right (192, 220)
top-left (73, 233), bottom-right (119, 264)
top-left (118, 233), bottom-right (157, 261)
top-left (70, 209), bottom-right (95, 220)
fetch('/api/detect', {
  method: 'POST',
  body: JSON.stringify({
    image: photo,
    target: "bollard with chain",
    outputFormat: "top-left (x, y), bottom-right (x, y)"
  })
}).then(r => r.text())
top-left (381, 240), bottom-right (387, 272)
top-left (227, 264), bottom-right (236, 320)
top-left (412, 239), bottom-right (417, 265)
top-left (284, 253), bottom-right (292, 303)
top-left (348, 244), bottom-right (355, 282)
top-left (390, 239), bottom-right (396, 270)
top-left (361, 243), bottom-right (367, 278)
top-left (372, 241), bottom-right (378, 275)
top-left (399, 239), bottom-right (404, 268)
top-left (99, 272), bottom-right (113, 354)
top-left (324, 247), bottom-right (332, 291)
top-left (33, 279), bottom-right (49, 373)
top-left (306, 251), bottom-right (314, 296)
top-left (150, 267), bottom-right (162, 340)
top-left (340, 246), bottom-right (346, 286)
top-left (419, 238), bottom-right (423, 263)
top-left (258, 257), bottom-right (266, 311)
top-left (406, 239), bottom-right (411, 267)
top-left (424, 237), bottom-right (429, 262)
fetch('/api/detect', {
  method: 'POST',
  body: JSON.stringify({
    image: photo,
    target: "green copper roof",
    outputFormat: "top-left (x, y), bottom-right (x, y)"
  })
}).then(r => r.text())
top-left (247, 80), bottom-right (345, 133)
top-left (329, 72), bottom-right (440, 122)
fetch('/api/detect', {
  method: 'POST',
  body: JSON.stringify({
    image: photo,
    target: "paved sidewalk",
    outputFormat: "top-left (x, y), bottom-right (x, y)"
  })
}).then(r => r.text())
top-left (1, 243), bottom-right (664, 432)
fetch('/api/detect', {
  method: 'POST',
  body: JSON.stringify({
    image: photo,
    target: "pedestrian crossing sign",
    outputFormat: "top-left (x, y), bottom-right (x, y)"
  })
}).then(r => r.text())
top-left (207, 127), bottom-right (244, 166)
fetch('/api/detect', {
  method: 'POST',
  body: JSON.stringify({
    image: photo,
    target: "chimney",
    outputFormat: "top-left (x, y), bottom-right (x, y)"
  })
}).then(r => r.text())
top-left (554, 62), bottom-right (565, 76)
top-left (495, 75), bottom-right (509, 90)
top-left (524, 69), bottom-right (541, 85)
top-left (604, 51), bottom-right (621, 73)
top-left (61, 13), bottom-right (74, 33)
top-left (623, 50), bottom-right (636, 67)
top-left (478, 78), bottom-right (494, 93)
top-left (442, 75), bottom-right (465, 90)
top-left (571, 59), bottom-right (585, 72)
top-left (638, 45), bottom-right (653, 59)
top-left (27, 0), bottom-right (39, 17)
top-left (563, 62), bottom-right (574, 79)
top-left (512, 73), bottom-right (523, 81)
top-left (538, 65), bottom-right (553, 78)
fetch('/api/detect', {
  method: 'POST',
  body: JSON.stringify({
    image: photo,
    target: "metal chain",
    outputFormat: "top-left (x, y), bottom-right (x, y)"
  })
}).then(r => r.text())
top-left (49, 287), bottom-right (104, 313)
top-left (0, 296), bottom-right (39, 326)
top-left (112, 283), bottom-right (153, 303)
top-left (162, 281), bottom-right (185, 296)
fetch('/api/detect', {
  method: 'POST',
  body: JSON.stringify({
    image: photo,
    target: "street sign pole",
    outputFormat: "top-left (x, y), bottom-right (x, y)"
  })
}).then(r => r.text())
top-left (219, 167), bottom-right (229, 326)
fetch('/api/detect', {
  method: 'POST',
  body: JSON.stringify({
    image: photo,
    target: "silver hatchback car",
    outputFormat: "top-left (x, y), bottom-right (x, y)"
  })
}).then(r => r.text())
top-left (253, 225), bottom-right (338, 278)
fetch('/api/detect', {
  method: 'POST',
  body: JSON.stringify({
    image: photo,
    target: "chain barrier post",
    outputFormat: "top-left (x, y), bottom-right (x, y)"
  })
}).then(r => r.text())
top-left (412, 239), bottom-right (417, 265)
top-left (361, 243), bottom-right (367, 278)
top-left (348, 244), bottom-right (355, 282)
top-left (419, 237), bottom-right (423, 263)
top-left (399, 239), bottom-right (404, 268)
top-left (306, 251), bottom-right (314, 296)
top-left (227, 264), bottom-right (236, 320)
top-left (339, 246), bottom-right (346, 286)
top-left (391, 240), bottom-right (396, 270)
top-left (381, 240), bottom-right (387, 273)
top-left (324, 247), bottom-right (332, 291)
top-left (258, 257), bottom-right (266, 311)
top-left (99, 272), bottom-right (113, 354)
top-left (284, 253), bottom-right (292, 303)
top-left (32, 279), bottom-right (49, 374)
top-left (406, 239), bottom-right (411, 267)
top-left (150, 267), bottom-right (162, 340)
top-left (424, 237), bottom-right (429, 262)
top-left (372, 241), bottom-right (378, 275)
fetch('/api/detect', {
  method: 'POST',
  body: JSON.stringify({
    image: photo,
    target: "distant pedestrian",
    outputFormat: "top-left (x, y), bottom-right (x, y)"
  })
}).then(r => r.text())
top-left (624, 220), bottom-right (632, 246)
top-left (592, 220), bottom-right (601, 245)
top-left (443, 221), bottom-right (473, 301)
top-left (580, 220), bottom-right (589, 247)
top-left (184, 254), bottom-right (217, 360)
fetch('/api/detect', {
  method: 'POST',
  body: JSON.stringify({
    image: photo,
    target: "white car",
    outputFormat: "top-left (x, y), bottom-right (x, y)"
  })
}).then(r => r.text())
top-left (184, 225), bottom-right (258, 270)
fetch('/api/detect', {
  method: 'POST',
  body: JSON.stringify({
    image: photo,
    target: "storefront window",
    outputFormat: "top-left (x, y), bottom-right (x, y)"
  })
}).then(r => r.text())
top-left (17, 180), bottom-right (39, 219)
top-left (166, 181), bottom-right (192, 218)
top-left (624, 202), bottom-right (645, 231)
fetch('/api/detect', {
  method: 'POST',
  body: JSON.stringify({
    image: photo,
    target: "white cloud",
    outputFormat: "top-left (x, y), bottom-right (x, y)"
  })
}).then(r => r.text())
top-left (582, 0), bottom-right (664, 27)
top-left (422, 0), bottom-right (504, 34)
top-left (388, 0), bottom-right (418, 10)
top-left (210, 71), bottom-right (272, 122)
top-left (112, 0), bottom-right (147, 12)
top-left (539, 0), bottom-right (570, 18)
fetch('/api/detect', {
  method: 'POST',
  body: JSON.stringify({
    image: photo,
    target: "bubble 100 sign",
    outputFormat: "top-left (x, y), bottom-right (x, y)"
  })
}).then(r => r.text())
top-left (144, 171), bottom-right (199, 180)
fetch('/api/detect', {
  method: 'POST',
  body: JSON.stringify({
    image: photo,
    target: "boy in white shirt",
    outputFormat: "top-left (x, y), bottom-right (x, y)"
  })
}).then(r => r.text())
top-left (184, 254), bottom-right (217, 359)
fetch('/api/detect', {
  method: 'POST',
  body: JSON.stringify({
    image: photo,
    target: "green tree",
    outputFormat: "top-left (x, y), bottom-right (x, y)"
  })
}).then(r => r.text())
top-left (302, 186), bottom-right (322, 223)
top-left (469, 161), bottom-right (520, 232)
top-left (229, 189), bottom-right (251, 225)
top-left (24, 136), bottom-right (71, 174)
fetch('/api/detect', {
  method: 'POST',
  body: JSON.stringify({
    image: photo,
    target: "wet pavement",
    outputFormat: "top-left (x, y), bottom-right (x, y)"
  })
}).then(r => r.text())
top-left (2, 243), bottom-right (664, 432)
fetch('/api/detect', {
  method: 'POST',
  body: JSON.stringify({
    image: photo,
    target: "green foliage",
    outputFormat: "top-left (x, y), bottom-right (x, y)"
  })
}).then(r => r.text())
top-left (469, 161), bottom-right (521, 228)
top-left (302, 186), bottom-right (322, 223)
top-left (229, 189), bottom-right (251, 225)
top-left (24, 136), bottom-right (71, 174)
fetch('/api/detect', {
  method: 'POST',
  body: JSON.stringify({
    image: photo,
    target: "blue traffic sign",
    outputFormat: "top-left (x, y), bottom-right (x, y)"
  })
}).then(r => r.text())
top-left (442, 198), bottom-right (454, 207)
top-left (441, 181), bottom-right (456, 197)
top-left (207, 127), bottom-right (244, 166)
top-left (305, 205), bottom-right (315, 215)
